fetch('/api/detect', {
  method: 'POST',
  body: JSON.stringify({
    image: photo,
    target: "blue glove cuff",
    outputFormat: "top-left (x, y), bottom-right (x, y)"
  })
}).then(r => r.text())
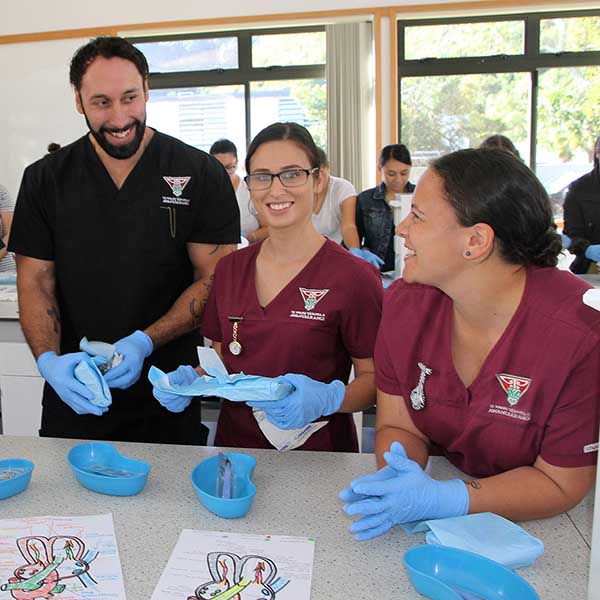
top-left (37, 351), bottom-right (57, 376)
top-left (434, 478), bottom-right (470, 519)
top-left (132, 330), bottom-right (153, 357)
top-left (322, 379), bottom-right (346, 416)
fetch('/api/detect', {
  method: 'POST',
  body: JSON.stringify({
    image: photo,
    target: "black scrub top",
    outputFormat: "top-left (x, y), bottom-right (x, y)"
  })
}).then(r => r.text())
top-left (9, 130), bottom-right (240, 443)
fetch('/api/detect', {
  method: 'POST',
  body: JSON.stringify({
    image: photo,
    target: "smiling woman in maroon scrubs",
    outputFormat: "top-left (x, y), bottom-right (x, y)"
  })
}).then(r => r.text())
top-left (340, 147), bottom-right (600, 540)
top-left (153, 122), bottom-right (383, 452)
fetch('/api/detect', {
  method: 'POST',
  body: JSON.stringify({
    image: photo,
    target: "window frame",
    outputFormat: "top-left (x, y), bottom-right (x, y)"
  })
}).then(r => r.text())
top-left (397, 9), bottom-right (600, 167)
top-left (129, 26), bottom-right (326, 151)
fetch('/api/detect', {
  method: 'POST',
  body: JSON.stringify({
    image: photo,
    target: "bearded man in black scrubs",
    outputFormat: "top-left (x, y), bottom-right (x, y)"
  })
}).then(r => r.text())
top-left (8, 37), bottom-right (240, 444)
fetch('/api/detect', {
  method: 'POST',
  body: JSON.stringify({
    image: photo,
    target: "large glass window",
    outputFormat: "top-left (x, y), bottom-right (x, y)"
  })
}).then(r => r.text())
top-left (133, 27), bottom-right (327, 160)
top-left (252, 32), bottom-right (326, 67)
top-left (135, 38), bottom-right (238, 72)
top-left (540, 16), bottom-right (600, 53)
top-left (404, 20), bottom-right (524, 60)
top-left (147, 85), bottom-right (246, 158)
top-left (398, 10), bottom-right (600, 221)
top-left (250, 79), bottom-right (326, 148)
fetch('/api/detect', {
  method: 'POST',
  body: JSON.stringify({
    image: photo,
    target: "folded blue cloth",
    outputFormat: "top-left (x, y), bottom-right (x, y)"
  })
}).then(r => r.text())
top-left (402, 513), bottom-right (543, 569)
top-left (73, 355), bottom-right (112, 408)
top-left (148, 366), bottom-right (293, 403)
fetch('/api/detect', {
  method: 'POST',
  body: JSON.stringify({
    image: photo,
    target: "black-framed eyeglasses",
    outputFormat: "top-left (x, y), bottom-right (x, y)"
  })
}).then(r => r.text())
top-left (244, 167), bottom-right (319, 191)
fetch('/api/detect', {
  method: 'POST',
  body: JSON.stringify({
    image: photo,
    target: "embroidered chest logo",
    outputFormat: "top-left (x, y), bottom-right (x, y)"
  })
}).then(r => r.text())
top-left (163, 176), bottom-right (191, 197)
top-left (299, 287), bottom-right (329, 311)
top-left (410, 362), bottom-right (432, 410)
top-left (496, 373), bottom-right (532, 406)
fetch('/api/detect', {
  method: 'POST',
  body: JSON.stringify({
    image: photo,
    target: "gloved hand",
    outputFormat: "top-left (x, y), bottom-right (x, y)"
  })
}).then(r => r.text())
top-left (103, 330), bottom-right (153, 389)
top-left (152, 364), bottom-right (198, 412)
top-left (247, 373), bottom-right (345, 430)
top-left (585, 244), bottom-right (600, 262)
top-left (37, 351), bottom-right (107, 416)
top-left (341, 442), bottom-right (469, 541)
top-left (561, 233), bottom-right (572, 250)
top-left (339, 464), bottom-right (399, 503)
top-left (349, 247), bottom-right (385, 268)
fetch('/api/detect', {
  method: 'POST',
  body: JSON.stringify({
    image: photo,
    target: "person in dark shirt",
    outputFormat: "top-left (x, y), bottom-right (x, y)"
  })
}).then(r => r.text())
top-left (563, 135), bottom-right (600, 274)
top-left (356, 144), bottom-right (415, 272)
top-left (9, 36), bottom-right (240, 444)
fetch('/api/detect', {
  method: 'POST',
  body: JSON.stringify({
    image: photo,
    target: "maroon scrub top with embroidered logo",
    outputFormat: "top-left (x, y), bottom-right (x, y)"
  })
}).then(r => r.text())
top-left (375, 267), bottom-right (600, 478)
top-left (202, 239), bottom-right (383, 451)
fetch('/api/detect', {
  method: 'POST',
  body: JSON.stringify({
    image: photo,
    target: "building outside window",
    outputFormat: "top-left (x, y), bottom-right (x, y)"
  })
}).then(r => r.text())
top-left (131, 28), bottom-right (326, 169)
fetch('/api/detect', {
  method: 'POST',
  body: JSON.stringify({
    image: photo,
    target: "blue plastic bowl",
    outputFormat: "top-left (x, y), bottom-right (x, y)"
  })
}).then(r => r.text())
top-left (0, 459), bottom-right (34, 500)
top-left (191, 452), bottom-right (257, 519)
top-left (68, 442), bottom-right (150, 496)
top-left (404, 545), bottom-right (540, 600)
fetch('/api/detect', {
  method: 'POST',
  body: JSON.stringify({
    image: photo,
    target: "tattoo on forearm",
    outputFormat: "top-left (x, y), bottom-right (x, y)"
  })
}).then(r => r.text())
top-left (47, 306), bottom-right (61, 334)
top-left (189, 274), bottom-right (215, 328)
top-left (208, 244), bottom-right (221, 256)
top-left (190, 298), bottom-right (205, 328)
top-left (464, 480), bottom-right (481, 490)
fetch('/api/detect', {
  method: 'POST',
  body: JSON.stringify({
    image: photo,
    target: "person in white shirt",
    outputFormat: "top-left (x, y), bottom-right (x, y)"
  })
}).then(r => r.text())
top-left (314, 148), bottom-right (382, 268)
top-left (312, 148), bottom-right (360, 246)
top-left (210, 139), bottom-right (268, 244)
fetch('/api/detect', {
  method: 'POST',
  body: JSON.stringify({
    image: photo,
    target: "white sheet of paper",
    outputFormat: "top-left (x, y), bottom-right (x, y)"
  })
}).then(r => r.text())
top-left (150, 529), bottom-right (315, 600)
top-left (583, 289), bottom-right (600, 312)
top-left (0, 513), bottom-right (127, 600)
top-left (253, 408), bottom-right (328, 452)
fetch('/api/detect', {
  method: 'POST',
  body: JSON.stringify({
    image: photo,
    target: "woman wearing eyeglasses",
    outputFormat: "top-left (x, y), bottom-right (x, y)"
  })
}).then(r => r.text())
top-left (153, 122), bottom-right (383, 451)
top-left (210, 139), bottom-right (268, 244)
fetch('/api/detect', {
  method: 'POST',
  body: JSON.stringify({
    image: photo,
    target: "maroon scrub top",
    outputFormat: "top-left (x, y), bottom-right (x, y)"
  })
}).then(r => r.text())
top-left (375, 267), bottom-right (600, 478)
top-left (202, 239), bottom-right (383, 451)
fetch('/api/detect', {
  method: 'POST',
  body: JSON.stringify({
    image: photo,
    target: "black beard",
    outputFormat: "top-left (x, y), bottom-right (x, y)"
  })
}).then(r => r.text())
top-left (84, 112), bottom-right (146, 160)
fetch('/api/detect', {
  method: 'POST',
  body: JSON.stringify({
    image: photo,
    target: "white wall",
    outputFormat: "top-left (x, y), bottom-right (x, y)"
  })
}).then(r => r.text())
top-left (0, 0), bottom-right (467, 36)
top-left (0, 38), bottom-right (89, 198)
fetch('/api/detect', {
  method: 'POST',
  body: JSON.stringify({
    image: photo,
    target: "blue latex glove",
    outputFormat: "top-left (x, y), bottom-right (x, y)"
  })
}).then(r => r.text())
top-left (585, 244), bottom-right (600, 262)
top-left (349, 247), bottom-right (385, 268)
top-left (103, 330), bottom-right (153, 389)
top-left (247, 373), bottom-right (345, 429)
top-left (341, 442), bottom-right (469, 541)
top-left (561, 233), bottom-right (572, 250)
top-left (339, 465), bottom-right (399, 503)
top-left (37, 351), bottom-right (106, 416)
top-left (152, 365), bottom-right (198, 412)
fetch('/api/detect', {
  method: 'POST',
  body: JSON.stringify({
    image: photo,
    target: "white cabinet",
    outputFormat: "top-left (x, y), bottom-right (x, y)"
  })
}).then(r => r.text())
top-left (0, 341), bottom-right (43, 436)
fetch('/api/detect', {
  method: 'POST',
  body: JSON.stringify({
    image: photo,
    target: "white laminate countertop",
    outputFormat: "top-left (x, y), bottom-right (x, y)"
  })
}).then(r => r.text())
top-left (0, 436), bottom-right (593, 600)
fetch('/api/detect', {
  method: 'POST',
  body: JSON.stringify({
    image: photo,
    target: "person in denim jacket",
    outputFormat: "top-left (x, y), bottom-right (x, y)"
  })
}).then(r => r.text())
top-left (356, 145), bottom-right (415, 272)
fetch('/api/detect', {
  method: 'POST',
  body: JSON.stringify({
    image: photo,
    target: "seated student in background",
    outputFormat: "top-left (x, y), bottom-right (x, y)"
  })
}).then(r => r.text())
top-left (356, 144), bottom-right (415, 272)
top-left (311, 147), bottom-right (360, 249)
top-left (210, 138), bottom-right (268, 244)
top-left (563, 134), bottom-right (600, 274)
top-left (341, 148), bottom-right (599, 539)
top-left (154, 122), bottom-right (383, 452)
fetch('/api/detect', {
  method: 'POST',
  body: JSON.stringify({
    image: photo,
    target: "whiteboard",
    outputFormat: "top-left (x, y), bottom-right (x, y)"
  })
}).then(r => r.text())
top-left (0, 37), bottom-right (89, 199)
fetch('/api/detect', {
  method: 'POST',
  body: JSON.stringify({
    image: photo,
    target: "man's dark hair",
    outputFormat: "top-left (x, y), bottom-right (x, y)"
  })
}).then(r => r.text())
top-left (69, 36), bottom-right (149, 91)
top-left (210, 139), bottom-right (238, 157)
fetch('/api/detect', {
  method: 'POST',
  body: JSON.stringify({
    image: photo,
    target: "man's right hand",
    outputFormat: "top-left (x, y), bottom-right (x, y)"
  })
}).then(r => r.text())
top-left (37, 351), bottom-right (106, 416)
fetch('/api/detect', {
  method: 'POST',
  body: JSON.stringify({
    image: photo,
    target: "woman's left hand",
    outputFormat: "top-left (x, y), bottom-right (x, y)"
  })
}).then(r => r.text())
top-left (247, 373), bottom-right (345, 429)
top-left (340, 442), bottom-right (470, 540)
